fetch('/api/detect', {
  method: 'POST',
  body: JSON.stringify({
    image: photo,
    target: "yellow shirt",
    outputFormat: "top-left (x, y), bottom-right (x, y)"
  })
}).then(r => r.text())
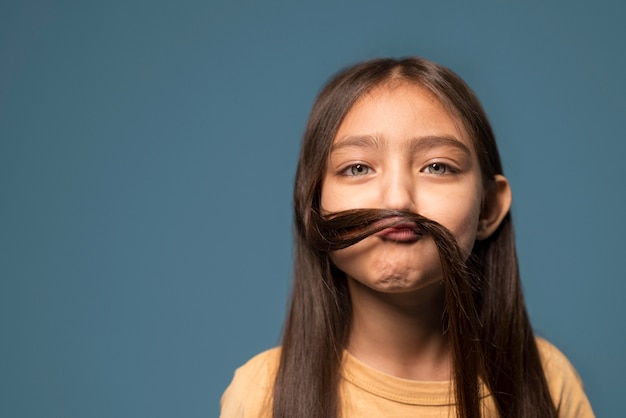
top-left (220, 338), bottom-right (594, 417)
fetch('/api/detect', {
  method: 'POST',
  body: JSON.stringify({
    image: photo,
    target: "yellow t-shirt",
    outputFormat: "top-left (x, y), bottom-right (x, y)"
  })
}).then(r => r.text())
top-left (220, 338), bottom-right (594, 417)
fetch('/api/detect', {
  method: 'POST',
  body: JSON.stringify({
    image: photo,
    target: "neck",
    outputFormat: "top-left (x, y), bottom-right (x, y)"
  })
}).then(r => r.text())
top-left (346, 278), bottom-right (451, 381)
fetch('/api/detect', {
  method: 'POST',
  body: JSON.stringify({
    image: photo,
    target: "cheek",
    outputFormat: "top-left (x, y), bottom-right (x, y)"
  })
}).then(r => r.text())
top-left (327, 241), bottom-right (369, 284)
top-left (320, 176), bottom-right (336, 213)
top-left (455, 217), bottom-right (480, 259)
top-left (320, 178), bottom-right (375, 213)
top-left (319, 185), bottom-right (344, 213)
top-left (451, 200), bottom-right (482, 258)
top-left (419, 192), bottom-right (483, 259)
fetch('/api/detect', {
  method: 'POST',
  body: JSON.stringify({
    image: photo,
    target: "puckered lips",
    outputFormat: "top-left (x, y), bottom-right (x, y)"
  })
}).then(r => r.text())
top-left (376, 221), bottom-right (423, 243)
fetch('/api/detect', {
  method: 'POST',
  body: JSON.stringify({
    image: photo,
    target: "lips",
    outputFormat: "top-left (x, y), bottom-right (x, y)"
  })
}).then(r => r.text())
top-left (376, 222), bottom-right (423, 242)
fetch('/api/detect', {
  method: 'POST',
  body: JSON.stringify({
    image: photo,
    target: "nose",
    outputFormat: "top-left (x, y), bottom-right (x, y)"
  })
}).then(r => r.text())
top-left (381, 168), bottom-right (416, 212)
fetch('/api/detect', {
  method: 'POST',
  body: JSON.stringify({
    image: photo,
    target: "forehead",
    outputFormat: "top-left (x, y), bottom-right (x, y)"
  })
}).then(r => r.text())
top-left (333, 81), bottom-right (474, 153)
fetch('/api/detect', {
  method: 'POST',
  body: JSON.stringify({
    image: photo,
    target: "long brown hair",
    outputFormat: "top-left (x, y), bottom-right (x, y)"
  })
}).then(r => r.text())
top-left (273, 57), bottom-right (557, 417)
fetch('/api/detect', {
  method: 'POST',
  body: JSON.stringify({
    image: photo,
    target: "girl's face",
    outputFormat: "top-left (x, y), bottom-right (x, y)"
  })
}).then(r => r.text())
top-left (320, 82), bottom-right (485, 294)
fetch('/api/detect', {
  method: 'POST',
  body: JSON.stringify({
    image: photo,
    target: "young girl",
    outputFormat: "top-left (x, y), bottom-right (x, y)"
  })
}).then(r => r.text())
top-left (220, 57), bottom-right (594, 417)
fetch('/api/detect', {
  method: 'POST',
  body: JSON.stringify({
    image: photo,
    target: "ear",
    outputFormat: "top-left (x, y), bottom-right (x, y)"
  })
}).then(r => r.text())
top-left (476, 174), bottom-right (512, 240)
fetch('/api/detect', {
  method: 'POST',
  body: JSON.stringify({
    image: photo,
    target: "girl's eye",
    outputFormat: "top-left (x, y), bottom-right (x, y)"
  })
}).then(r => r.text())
top-left (348, 164), bottom-right (370, 176)
top-left (425, 163), bottom-right (448, 175)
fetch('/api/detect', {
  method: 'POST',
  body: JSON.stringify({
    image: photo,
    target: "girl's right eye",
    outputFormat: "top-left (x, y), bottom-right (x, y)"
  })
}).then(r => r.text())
top-left (343, 164), bottom-right (370, 176)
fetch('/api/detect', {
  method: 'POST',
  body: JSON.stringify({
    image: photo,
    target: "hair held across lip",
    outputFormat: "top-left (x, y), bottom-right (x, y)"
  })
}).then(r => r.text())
top-left (310, 209), bottom-right (455, 252)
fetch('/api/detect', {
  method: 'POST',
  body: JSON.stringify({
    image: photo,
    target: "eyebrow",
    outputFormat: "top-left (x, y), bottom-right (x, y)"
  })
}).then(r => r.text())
top-left (331, 134), bottom-right (471, 156)
top-left (330, 135), bottom-right (383, 152)
top-left (407, 135), bottom-right (471, 156)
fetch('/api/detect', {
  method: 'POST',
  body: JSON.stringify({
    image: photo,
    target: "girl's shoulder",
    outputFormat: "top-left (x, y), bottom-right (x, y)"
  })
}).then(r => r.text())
top-left (535, 338), bottom-right (595, 417)
top-left (229, 347), bottom-right (282, 386)
top-left (220, 348), bottom-right (281, 418)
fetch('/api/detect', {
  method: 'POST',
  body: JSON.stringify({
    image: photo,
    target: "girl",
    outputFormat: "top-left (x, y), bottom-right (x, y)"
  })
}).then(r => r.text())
top-left (220, 57), bottom-right (594, 417)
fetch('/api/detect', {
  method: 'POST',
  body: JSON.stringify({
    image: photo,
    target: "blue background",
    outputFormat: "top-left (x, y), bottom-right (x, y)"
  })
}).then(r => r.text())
top-left (2, 1), bottom-right (624, 417)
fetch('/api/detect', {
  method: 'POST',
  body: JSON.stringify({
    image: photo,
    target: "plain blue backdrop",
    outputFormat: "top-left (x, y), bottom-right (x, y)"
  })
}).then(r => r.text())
top-left (2, 1), bottom-right (624, 417)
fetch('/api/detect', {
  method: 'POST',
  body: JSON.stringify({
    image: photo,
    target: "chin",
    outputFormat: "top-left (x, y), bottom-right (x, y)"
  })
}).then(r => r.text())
top-left (373, 275), bottom-right (412, 291)
top-left (353, 272), bottom-right (441, 295)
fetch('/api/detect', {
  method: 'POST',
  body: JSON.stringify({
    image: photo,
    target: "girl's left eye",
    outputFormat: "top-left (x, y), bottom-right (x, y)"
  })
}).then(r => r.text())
top-left (424, 163), bottom-right (448, 175)
top-left (345, 164), bottom-right (370, 176)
